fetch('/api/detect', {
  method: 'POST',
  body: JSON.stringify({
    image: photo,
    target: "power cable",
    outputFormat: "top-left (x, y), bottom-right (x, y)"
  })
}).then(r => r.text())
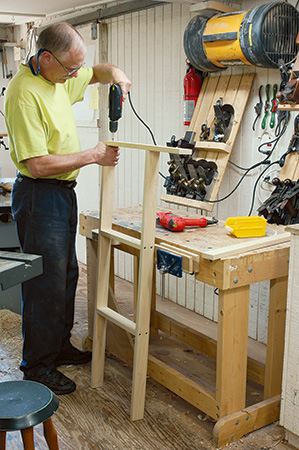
top-left (248, 160), bottom-right (280, 216)
top-left (126, 90), bottom-right (290, 208)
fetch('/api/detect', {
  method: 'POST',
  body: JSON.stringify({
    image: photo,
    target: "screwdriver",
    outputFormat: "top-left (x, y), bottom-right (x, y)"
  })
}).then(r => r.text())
top-left (108, 84), bottom-right (122, 140)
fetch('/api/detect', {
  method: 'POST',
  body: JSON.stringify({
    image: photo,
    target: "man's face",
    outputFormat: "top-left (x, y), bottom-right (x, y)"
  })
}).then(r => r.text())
top-left (43, 46), bottom-right (86, 83)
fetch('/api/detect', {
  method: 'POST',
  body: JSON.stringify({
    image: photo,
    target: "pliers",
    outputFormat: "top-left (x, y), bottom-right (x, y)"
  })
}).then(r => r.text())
top-left (261, 84), bottom-right (270, 129)
top-left (252, 85), bottom-right (263, 131)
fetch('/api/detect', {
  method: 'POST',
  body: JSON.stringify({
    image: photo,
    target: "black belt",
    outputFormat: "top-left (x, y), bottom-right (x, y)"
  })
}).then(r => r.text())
top-left (17, 173), bottom-right (77, 189)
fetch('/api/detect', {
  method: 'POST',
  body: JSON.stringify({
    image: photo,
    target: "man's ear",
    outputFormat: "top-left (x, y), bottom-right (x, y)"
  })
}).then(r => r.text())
top-left (41, 51), bottom-right (51, 67)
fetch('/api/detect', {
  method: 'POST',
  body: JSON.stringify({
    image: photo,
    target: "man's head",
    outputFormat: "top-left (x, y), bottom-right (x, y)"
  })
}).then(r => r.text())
top-left (36, 23), bottom-right (87, 83)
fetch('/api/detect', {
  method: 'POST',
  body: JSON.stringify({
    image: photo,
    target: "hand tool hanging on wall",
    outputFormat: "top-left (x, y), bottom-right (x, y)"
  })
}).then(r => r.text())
top-left (261, 84), bottom-right (270, 129)
top-left (252, 85), bottom-right (263, 131)
top-left (212, 98), bottom-right (234, 142)
top-left (258, 177), bottom-right (299, 225)
top-left (279, 114), bottom-right (299, 167)
top-left (270, 84), bottom-right (278, 128)
top-left (156, 211), bottom-right (218, 231)
top-left (277, 33), bottom-right (299, 104)
top-left (166, 131), bottom-right (195, 150)
top-left (200, 122), bottom-right (210, 141)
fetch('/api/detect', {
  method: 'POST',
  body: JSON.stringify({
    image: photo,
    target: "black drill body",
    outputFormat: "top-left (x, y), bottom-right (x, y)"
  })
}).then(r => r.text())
top-left (109, 84), bottom-right (122, 134)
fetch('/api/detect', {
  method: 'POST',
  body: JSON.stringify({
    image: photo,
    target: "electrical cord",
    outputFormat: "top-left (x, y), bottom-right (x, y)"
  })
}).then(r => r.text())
top-left (126, 90), bottom-right (289, 208)
top-left (128, 91), bottom-right (157, 145)
top-left (248, 160), bottom-right (280, 216)
top-left (203, 159), bottom-right (271, 204)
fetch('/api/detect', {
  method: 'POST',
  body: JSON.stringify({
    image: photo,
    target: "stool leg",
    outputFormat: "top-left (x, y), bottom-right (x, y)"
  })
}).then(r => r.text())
top-left (20, 427), bottom-right (35, 450)
top-left (43, 418), bottom-right (59, 450)
top-left (0, 431), bottom-right (6, 450)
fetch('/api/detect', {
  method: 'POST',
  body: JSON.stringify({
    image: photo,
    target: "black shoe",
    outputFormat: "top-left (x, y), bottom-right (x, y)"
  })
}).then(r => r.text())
top-left (23, 368), bottom-right (76, 395)
top-left (54, 344), bottom-right (92, 367)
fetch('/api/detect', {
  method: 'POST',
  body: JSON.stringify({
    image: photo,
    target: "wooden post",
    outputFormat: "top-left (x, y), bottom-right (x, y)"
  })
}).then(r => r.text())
top-left (216, 286), bottom-right (250, 417)
top-left (91, 166), bottom-right (115, 388)
top-left (131, 149), bottom-right (160, 420)
top-left (264, 276), bottom-right (287, 399)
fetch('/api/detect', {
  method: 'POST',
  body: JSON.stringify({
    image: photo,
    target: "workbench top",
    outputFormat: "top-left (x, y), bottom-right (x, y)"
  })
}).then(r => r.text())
top-left (80, 206), bottom-right (290, 290)
top-left (0, 251), bottom-right (43, 291)
top-left (80, 206), bottom-right (289, 258)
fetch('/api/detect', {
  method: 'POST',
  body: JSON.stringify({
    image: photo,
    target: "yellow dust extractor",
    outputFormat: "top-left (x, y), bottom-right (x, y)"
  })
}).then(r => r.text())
top-left (184, 1), bottom-right (299, 72)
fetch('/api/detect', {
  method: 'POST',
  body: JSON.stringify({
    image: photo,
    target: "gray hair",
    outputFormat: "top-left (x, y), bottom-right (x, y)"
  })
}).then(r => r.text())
top-left (37, 23), bottom-right (85, 56)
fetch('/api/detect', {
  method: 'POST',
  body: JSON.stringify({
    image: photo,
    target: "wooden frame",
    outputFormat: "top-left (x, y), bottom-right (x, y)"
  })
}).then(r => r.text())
top-left (91, 144), bottom-right (190, 421)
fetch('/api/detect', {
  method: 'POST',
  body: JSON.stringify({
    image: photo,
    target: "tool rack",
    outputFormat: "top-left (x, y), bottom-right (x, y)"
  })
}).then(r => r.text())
top-left (161, 73), bottom-right (255, 211)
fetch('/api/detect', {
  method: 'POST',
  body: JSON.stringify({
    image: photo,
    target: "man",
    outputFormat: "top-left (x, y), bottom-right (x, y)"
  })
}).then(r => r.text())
top-left (4, 23), bottom-right (131, 395)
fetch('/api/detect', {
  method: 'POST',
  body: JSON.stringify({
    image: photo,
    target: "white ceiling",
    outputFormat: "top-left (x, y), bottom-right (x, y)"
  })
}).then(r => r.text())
top-left (0, 0), bottom-right (114, 25)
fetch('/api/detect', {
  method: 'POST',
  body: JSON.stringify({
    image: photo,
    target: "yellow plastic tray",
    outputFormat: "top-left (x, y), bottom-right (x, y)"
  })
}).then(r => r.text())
top-left (225, 216), bottom-right (267, 238)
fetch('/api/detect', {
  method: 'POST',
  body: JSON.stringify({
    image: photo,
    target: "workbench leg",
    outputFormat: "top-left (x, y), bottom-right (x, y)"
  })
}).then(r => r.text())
top-left (264, 276), bottom-right (287, 399)
top-left (216, 286), bottom-right (250, 417)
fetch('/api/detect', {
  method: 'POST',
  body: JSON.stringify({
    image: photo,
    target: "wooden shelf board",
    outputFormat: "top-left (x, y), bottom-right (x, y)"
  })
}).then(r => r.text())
top-left (194, 140), bottom-right (231, 153)
top-left (104, 140), bottom-right (192, 155)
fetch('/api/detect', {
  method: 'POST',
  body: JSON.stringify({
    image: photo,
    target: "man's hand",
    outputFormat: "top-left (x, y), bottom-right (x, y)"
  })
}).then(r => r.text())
top-left (24, 143), bottom-right (120, 178)
top-left (93, 142), bottom-right (120, 166)
top-left (90, 64), bottom-right (131, 100)
top-left (110, 68), bottom-right (131, 100)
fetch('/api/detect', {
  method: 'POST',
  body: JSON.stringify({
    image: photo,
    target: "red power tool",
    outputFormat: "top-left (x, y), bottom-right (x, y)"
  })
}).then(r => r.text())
top-left (156, 212), bottom-right (218, 232)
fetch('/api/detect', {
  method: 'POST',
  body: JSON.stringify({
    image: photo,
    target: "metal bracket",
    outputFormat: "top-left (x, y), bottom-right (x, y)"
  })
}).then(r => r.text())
top-left (157, 249), bottom-right (182, 277)
top-left (157, 249), bottom-right (182, 302)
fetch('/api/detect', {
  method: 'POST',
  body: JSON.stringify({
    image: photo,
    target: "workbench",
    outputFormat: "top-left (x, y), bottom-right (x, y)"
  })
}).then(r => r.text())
top-left (80, 206), bottom-right (289, 446)
top-left (0, 251), bottom-right (43, 313)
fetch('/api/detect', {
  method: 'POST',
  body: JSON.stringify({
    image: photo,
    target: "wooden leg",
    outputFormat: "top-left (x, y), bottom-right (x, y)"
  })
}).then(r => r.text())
top-left (86, 238), bottom-right (98, 342)
top-left (133, 255), bottom-right (139, 320)
top-left (91, 166), bottom-right (115, 388)
top-left (0, 431), bottom-right (6, 450)
top-left (216, 286), bottom-right (250, 418)
top-left (264, 276), bottom-right (287, 399)
top-left (20, 427), bottom-right (35, 450)
top-left (43, 418), bottom-right (59, 450)
top-left (130, 150), bottom-right (160, 421)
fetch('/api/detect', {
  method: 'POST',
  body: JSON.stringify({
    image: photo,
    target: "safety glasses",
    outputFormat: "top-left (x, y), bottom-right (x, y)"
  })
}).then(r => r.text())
top-left (45, 49), bottom-right (84, 76)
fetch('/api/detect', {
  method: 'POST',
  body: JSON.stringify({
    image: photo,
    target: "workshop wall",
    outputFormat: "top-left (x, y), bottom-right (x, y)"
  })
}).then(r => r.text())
top-left (2, 2), bottom-right (294, 344)
top-left (74, 0), bottom-right (297, 345)
top-left (0, 26), bottom-right (17, 178)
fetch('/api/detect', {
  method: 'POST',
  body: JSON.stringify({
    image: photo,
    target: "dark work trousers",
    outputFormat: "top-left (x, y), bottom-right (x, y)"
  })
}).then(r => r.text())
top-left (11, 175), bottom-right (79, 376)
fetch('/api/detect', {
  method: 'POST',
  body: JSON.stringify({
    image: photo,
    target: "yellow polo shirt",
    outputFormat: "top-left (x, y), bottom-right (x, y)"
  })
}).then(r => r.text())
top-left (4, 64), bottom-right (93, 181)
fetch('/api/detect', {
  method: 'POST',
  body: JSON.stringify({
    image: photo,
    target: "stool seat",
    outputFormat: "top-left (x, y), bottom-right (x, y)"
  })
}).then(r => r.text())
top-left (0, 380), bottom-right (59, 450)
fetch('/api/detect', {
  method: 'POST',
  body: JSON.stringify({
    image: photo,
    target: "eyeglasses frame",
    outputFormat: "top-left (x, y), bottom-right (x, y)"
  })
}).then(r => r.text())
top-left (43, 49), bottom-right (84, 76)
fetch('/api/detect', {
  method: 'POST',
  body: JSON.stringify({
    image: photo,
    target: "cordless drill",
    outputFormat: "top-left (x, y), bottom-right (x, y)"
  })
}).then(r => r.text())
top-left (108, 84), bottom-right (122, 138)
top-left (156, 212), bottom-right (218, 232)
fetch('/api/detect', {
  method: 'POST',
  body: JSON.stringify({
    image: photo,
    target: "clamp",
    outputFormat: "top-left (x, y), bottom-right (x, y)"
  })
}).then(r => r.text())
top-left (261, 84), bottom-right (270, 130)
top-left (252, 85), bottom-right (263, 131)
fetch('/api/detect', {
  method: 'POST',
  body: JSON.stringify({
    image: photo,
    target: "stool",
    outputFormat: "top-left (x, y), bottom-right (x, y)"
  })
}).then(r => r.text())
top-left (0, 380), bottom-right (59, 450)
